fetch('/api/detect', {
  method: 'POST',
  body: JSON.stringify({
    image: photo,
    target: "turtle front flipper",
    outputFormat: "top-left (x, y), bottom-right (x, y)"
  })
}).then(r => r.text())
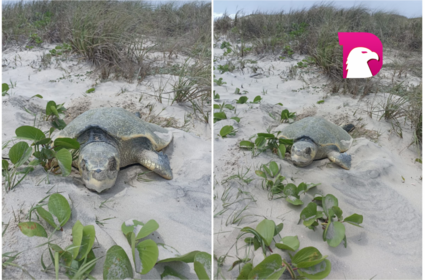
top-left (138, 150), bottom-right (173, 180)
top-left (327, 151), bottom-right (351, 170)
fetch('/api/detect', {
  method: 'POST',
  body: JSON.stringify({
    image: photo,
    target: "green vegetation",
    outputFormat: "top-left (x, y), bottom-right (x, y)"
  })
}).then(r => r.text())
top-left (215, 6), bottom-right (420, 88)
top-left (255, 161), bottom-right (319, 204)
top-left (3, 1), bottom-right (211, 122)
top-left (15, 194), bottom-right (211, 279)
top-left (240, 132), bottom-right (293, 158)
top-left (280, 109), bottom-right (296, 122)
top-left (214, 77), bottom-right (227, 86)
top-left (300, 194), bottom-right (363, 248)
top-left (16, 193), bottom-right (98, 279)
top-left (219, 125), bottom-right (237, 138)
top-left (226, 218), bottom-right (331, 279)
top-left (2, 97), bottom-right (78, 192)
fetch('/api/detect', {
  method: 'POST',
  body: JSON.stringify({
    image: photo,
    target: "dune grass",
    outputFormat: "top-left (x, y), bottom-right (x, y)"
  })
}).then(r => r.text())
top-left (215, 4), bottom-right (421, 90)
top-left (3, 0), bottom-right (211, 111)
top-left (215, 4), bottom-right (422, 148)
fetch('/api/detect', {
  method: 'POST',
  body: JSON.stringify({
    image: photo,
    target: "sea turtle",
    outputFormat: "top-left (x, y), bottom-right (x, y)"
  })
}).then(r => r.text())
top-left (56, 107), bottom-right (173, 193)
top-left (278, 117), bottom-right (354, 169)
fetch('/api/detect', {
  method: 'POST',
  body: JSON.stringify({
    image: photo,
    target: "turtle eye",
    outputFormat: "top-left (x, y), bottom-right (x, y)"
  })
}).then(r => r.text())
top-left (108, 157), bottom-right (117, 171)
top-left (80, 159), bottom-right (87, 170)
top-left (305, 147), bottom-right (311, 155)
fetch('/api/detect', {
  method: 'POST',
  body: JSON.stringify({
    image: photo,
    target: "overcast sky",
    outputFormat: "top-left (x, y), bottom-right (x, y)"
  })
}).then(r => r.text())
top-left (214, 0), bottom-right (422, 19)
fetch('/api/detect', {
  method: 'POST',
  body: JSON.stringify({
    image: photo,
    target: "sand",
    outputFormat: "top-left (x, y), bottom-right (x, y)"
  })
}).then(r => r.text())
top-left (2, 44), bottom-right (211, 279)
top-left (213, 37), bottom-right (422, 279)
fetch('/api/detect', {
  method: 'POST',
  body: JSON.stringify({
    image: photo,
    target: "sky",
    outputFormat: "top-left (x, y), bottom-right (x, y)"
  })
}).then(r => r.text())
top-left (214, 0), bottom-right (422, 19)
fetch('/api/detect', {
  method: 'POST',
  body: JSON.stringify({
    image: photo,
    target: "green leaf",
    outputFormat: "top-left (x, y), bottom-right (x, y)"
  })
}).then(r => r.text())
top-left (48, 193), bottom-right (71, 226)
top-left (255, 136), bottom-right (266, 148)
top-left (317, 100), bottom-right (325, 104)
top-left (33, 138), bottom-right (52, 146)
top-left (161, 266), bottom-right (189, 280)
top-left (36, 207), bottom-right (57, 229)
top-left (255, 170), bottom-right (267, 179)
top-left (126, 232), bottom-right (136, 266)
top-left (252, 95), bottom-right (262, 103)
top-left (297, 182), bottom-right (307, 194)
top-left (9, 142), bottom-right (28, 164)
top-left (50, 105), bottom-right (59, 118)
top-left (121, 221), bottom-right (137, 235)
top-left (18, 222), bottom-right (47, 238)
top-left (136, 219), bottom-right (159, 240)
top-left (322, 194), bottom-right (338, 219)
top-left (220, 125), bottom-right (234, 138)
top-left (55, 251), bottom-right (59, 279)
top-left (269, 161), bottom-right (279, 177)
top-left (213, 104), bottom-right (220, 109)
top-left (158, 250), bottom-right (200, 263)
top-left (298, 259), bottom-right (331, 279)
top-left (86, 88), bottom-right (95, 93)
top-left (240, 140), bottom-right (254, 149)
top-left (247, 254), bottom-right (286, 279)
top-left (71, 249), bottom-right (96, 278)
top-left (50, 244), bottom-right (73, 267)
top-left (214, 112), bottom-right (227, 121)
top-left (30, 94), bottom-right (43, 99)
top-left (194, 252), bottom-right (211, 280)
top-left (136, 239), bottom-right (158, 274)
top-left (103, 245), bottom-right (133, 279)
top-left (282, 184), bottom-right (303, 205)
top-left (42, 148), bottom-right (55, 160)
top-left (2, 83), bottom-right (10, 93)
top-left (343, 214), bottom-right (363, 227)
top-left (332, 206), bottom-right (343, 220)
top-left (325, 221), bottom-right (346, 247)
top-left (236, 96), bottom-right (248, 104)
top-left (278, 138), bottom-right (294, 145)
top-left (306, 183), bottom-right (320, 191)
top-left (300, 202), bottom-right (318, 227)
top-left (55, 148), bottom-right (72, 176)
top-left (2, 159), bottom-right (9, 170)
top-left (46, 101), bottom-right (57, 116)
top-left (77, 225), bottom-right (96, 261)
top-left (53, 138), bottom-right (80, 151)
top-left (257, 133), bottom-right (275, 138)
top-left (277, 144), bottom-right (286, 159)
top-left (262, 165), bottom-right (272, 177)
top-left (274, 223), bottom-right (283, 236)
top-left (224, 104), bottom-right (235, 110)
top-left (244, 237), bottom-right (261, 251)
top-left (276, 236), bottom-right (300, 252)
top-left (72, 221), bottom-right (84, 260)
top-left (52, 119), bottom-right (67, 130)
top-left (291, 247), bottom-right (327, 268)
top-left (16, 126), bottom-right (46, 141)
top-left (237, 263), bottom-right (253, 280)
top-left (256, 219), bottom-right (275, 246)
top-left (230, 117), bottom-right (241, 123)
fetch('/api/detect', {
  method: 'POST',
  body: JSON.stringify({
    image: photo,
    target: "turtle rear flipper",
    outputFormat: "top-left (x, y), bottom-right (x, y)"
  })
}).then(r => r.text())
top-left (328, 151), bottom-right (351, 170)
top-left (342, 124), bottom-right (355, 133)
top-left (139, 150), bottom-right (173, 180)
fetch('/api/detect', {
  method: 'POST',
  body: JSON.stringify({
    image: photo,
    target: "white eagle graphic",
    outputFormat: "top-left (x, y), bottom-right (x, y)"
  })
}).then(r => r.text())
top-left (346, 47), bottom-right (379, 78)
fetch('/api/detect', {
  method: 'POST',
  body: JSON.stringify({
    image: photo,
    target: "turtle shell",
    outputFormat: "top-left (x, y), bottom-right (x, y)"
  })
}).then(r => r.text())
top-left (279, 117), bottom-right (352, 152)
top-left (57, 107), bottom-right (172, 151)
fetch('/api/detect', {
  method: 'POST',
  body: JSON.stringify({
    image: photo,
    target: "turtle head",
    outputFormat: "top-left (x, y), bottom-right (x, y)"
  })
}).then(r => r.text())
top-left (78, 142), bottom-right (120, 193)
top-left (291, 139), bottom-right (317, 167)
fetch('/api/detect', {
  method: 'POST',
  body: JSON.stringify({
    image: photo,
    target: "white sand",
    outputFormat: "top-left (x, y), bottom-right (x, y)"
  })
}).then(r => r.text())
top-left (213, 37), bottom-right (422, 279)
top-left (2, 44), bottom-right (211, 279)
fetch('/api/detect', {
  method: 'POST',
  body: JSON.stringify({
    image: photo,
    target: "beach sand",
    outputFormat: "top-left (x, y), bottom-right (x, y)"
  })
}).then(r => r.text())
top-left (213, 37), bottom-right (422, 279)
top-left (2, 44), bottom-right (211, 279)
